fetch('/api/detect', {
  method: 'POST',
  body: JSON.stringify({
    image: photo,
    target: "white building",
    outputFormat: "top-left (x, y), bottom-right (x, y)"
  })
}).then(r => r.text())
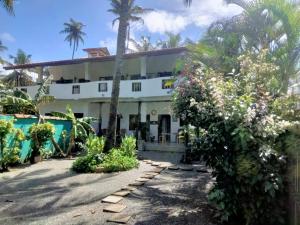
top-left (4, 47), bottom-right (187, 150)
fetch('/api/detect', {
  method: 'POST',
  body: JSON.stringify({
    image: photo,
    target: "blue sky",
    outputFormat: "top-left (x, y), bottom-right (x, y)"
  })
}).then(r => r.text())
top-left (0, 0), bottom-right (242, 63)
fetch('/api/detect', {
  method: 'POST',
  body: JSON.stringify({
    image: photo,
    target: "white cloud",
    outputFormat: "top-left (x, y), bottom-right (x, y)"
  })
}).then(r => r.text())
top-left (0, 32), bottom-right (16, 42)
top-left (99, 37), bottom-right (117, 54)
top-left (143, 10), bottom-right (189, 34)
top-left (141, 0), bottom-right (243, 34)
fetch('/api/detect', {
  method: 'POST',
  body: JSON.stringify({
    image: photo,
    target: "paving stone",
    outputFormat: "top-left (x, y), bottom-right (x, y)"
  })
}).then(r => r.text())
top-left (168, 166), bottom-right (179, 170)
top-left (112, 190), bottom-right (131, 197)
top-left (158, 164), bottom-right (168, 169)
top-left (141, 174), bottom-right (155, 179)
top-left (107, 215), bottom-right (131, 224)
top-left (152, 167), bottom-right (164, 173)
top-left (129, 181), bottom-right (144, 186)
top-left (136, 178), bottom-right (150, 182)
top-left (103, 204), bottom-right (127, 213)
top-left (151, 162), bottom-right (160, 166)
top-left (121, 186), bottom-right (136, 191)
top-left (180, 167), bottom-right (194, 171)
top-left (196, 168), bottom-right (208, 173)
top-left (146, 172), bottom-right (159, 176)
top-left (102, 195), bottom-right (123, 204)
top-left (145, 160), bottom-right (153, 164)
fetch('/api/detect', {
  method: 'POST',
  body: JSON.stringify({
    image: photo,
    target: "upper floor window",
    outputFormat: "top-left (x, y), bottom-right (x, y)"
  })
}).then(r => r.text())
top-left (162, 79), bottom-right (174, 89)
top-left (99, 83), bottom-right (108, 92)
top-left (132, 82), bottom-right (141, 92)
top-left (72, 85), bottom-right (80, 94)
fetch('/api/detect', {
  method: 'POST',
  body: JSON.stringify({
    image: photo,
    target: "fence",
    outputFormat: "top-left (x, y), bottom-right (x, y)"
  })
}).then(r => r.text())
top-left (0, 114), bottom-right (72, 162)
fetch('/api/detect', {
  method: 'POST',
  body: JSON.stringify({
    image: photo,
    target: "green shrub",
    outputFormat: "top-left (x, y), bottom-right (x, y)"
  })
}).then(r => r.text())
top-left (29, 123), bottom-right (55, 162)
top-left (120, 135), bottom-right (136, 157)
top-left (86, 135), bottom-right (105, 155)
top-left (0, 120), bottom-right (25, 171)
top-left (72, 153), bottom-right (104, 173)
top-left (72, 135), bottom-right (105, 173)
top-left (102, 148), bottom-right (139, 172)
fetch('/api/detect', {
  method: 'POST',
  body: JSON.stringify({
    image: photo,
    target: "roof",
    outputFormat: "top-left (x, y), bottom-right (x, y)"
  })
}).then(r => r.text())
top-left (4, 47), bottom-right (187, 70)
top-left (83, 47), bottom-right (110, 56)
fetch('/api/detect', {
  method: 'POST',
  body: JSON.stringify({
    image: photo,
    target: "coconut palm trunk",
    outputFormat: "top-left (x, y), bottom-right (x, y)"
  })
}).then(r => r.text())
top-left (105, 0), bottom-right (129, 151)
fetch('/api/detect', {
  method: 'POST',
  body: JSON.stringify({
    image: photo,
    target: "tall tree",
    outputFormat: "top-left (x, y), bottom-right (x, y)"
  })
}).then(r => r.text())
top-left (106, 0), bottom-right (150, 150)
top-left (3, 49), bottom-right (33, 87)
top-left (1, 0), bottom-right (14, 14)
top-left (0, 40), bottom-right (7, 64)
top-left (157, 32), bottom-right (183, 49)
top-left (60, 18), bottom-right (86, 59)
top-left (193, 0), bottom-right (300, 93)
top-left (128, 36), bottom-right (154, 52)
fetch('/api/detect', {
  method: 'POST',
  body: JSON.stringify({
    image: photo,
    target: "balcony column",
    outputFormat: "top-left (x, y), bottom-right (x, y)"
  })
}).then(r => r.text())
top-left (84, 62), bottom-right (90, 81)
top-left (37, 66), bottom-right (43, 84)
top-left (140, 56), bottom-right (147, 78)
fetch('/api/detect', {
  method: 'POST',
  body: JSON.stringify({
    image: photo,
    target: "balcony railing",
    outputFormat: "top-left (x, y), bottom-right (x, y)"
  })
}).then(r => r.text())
top-left (21, 76), bottom-right (175, 100)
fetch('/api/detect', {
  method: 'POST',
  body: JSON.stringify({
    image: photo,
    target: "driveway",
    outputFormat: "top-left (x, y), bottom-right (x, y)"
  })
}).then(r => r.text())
top-left (0, 159), bottom-right (214, 225)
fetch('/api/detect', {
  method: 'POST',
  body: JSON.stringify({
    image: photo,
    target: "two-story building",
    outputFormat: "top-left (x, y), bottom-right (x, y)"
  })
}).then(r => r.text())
top-left (4, 47), bottom-right (187, 152)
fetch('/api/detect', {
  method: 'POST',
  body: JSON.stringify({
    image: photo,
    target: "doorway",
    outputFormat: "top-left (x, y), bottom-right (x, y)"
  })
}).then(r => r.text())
top-left (158, 115), bottom-right (171, 143)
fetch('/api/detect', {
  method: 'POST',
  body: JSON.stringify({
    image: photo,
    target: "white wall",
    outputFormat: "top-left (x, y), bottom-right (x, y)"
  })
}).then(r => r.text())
top-left (40, 100), bottom-right (90, 116)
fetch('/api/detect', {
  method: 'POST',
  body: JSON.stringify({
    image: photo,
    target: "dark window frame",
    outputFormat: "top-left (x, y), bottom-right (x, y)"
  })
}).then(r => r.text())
top-left (132, 82), bottom-right (141, 92)
top-left (98, 83), bottom-right (108, 92)
top-left (72, 85), bottom-right (80, 94)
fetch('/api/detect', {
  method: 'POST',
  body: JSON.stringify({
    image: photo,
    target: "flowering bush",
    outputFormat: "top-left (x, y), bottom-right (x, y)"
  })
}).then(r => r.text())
top-left (0, 120), bottom-right (25, 172)
top-left (173, 50), bottom-right (298, 225)
top-left (29, 123), bottom-right (55, 163)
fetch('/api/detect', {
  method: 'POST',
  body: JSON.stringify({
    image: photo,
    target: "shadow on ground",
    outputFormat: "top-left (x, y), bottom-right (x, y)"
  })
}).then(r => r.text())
top-left (124, 169), bottom-right (216, 225)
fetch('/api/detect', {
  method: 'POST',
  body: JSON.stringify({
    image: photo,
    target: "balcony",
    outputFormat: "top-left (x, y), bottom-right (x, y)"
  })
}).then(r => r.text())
top-left (21, 76), bottom-right (175, 100)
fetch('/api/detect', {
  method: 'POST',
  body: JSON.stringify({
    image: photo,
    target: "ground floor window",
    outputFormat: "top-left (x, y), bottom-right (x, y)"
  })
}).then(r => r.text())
top-left (129, 114), bottom-right (139, 131)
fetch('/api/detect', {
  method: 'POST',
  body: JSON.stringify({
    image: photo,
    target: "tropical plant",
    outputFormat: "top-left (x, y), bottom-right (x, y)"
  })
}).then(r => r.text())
top-left (60, 18), bottom-right (86, 59)
top-left (173, 50), bottom-right (297, 225)
top-left (0, 75), bottom-right (54, 119)
top-left (29, 123), bottom-right (55, 163)
top-left (3, 49), bottom-right (33, 87)
top-left (72, 135), bottom-right (105, 173)
top-left (128, 36), bottom-right (154, 52)
top-left (157, 32), bottom-right (183, 49)
top-left (51, 105), bottom-right (95, 156)
top-left (106, 0), bottom-right (151, 150)
top-left (193, 0), bottom-right (300, 93)
top-left (0, 119), bottom-right (24, 172)
top-left (1, 0), bottom-right (14, 14)
top-left (0, 40), bottom-right (7, 52)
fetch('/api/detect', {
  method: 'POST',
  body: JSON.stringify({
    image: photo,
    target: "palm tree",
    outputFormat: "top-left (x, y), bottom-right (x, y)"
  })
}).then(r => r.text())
top-left (128, 36), bottom-right (154, 52)
top-left (157, 32), bottom-right (183, 49)
top-left (106, 0), bottom-right (150, 150)
top-left (51, 106), bottom-right (95, 156)
top-left (60, 18), bottom-right (86, 59)
top-left (1, 0), bottom-right (14, 14)
top-left (3, 49), bottom-right (33, 87)
top-left (0, 40), bottom-right (7, 64)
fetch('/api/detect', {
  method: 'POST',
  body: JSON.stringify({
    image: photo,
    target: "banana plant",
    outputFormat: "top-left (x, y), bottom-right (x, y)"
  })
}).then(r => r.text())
top-left (51, 105), bottom-right (95, 156)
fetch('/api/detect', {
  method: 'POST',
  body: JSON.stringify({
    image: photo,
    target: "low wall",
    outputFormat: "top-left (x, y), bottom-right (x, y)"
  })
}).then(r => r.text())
top-left (0, 114), bottom-right (72, 162)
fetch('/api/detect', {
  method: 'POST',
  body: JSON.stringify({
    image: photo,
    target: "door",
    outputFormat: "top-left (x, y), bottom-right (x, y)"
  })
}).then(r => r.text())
top-left (158, 115), bottom-right (171, 143)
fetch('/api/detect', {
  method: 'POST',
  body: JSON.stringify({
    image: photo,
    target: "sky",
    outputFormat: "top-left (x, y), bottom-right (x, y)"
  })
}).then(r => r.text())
top-left (0, 0), bottom-right (243, 64)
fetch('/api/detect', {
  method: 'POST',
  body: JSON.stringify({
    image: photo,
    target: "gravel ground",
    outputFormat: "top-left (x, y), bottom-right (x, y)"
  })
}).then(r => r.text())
top-left (0, 159), bottom-right (153, 225)
top-left (0, 159), bottom-right (214, 225)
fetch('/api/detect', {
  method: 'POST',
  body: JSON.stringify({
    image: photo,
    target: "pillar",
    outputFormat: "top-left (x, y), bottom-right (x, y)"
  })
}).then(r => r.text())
top-left (84, 62), bottom-right (90, 81)
top-left (37, 66), bottom-right (43, 84)
top-left (140, 56), bottom-right (147, 77)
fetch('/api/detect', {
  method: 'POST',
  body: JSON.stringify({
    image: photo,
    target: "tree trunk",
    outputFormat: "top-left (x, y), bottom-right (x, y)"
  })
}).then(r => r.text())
top-left (72, 43), bottom-right (76, 59)
top-left (105, 0), bottom-right (129, 152)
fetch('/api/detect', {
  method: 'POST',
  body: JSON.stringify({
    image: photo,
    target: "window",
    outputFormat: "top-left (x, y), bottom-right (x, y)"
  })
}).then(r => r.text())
top-left (162, 79), bottom-right (174, 89)
top-left (20, 88), bottom-right (27, 93)
top-left (129, 115), bottom-right (139, 131)
top-left (98, 83), bottom-right (108, 92)
top-left (72, 85), bottom-right (80, 94)
top-left (132, 82), bottom-right (141, 92)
